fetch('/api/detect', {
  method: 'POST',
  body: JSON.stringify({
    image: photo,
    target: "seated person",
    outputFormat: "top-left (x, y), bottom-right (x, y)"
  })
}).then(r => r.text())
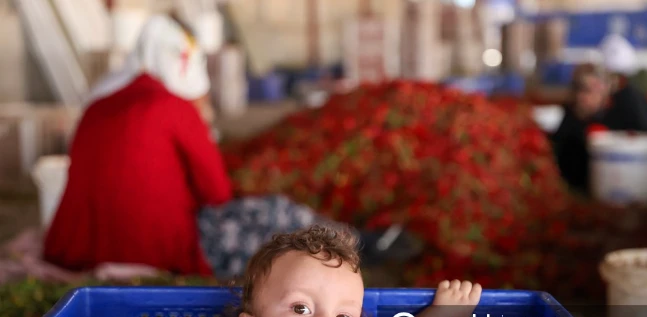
top-left (553, 47), bottom-right (647, 193)
top-left (43, 14), bottom-right (232, 276)
top-left (239, 225), bottom-right (481, 317)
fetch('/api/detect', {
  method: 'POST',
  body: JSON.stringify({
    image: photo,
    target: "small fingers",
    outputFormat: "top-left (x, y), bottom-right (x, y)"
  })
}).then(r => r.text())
top-left (438, 280), bottom-right (450, 289)
top-left (450, 279), bottom-right (461, 290)
top-left (459, 281), bottom-right (473, 293)
top-left (469, 283), bottom-right (483, 303)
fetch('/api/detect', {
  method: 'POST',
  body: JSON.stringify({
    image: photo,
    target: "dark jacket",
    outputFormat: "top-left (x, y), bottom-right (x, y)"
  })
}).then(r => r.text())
top-left (552, 84), bottom-right (647, 193)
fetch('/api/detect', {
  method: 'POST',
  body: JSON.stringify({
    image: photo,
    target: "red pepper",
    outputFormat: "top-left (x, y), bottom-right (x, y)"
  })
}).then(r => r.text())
top-left (222, 81), bottom-right (617, 299)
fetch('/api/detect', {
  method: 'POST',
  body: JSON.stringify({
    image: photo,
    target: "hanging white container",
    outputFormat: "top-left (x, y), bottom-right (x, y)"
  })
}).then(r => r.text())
top-left (32, 155), bottom-right (70, 231)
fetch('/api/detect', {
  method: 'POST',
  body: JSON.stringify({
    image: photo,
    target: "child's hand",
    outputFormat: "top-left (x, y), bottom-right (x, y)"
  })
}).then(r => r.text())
top-left (417, 280), bottom-right (482, 317)
top-left (433, 280), bottom-right (482, 306)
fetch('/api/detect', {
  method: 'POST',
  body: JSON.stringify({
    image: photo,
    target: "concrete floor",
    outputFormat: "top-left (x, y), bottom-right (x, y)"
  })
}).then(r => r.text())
top-left (0, 101), bottom-right (302, 244)
top-left (0, 197), bottom-right (38, 243)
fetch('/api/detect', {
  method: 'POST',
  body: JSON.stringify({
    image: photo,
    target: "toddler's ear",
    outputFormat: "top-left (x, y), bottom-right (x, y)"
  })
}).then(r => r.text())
top-left (240, 312), bottom-right (253, 317)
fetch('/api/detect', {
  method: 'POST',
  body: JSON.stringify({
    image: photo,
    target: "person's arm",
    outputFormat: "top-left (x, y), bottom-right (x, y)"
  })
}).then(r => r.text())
top-left (624, 89), bottom-right (647, 131)
top-left (614, 87), bottom-right (647, 131)
top-left (170, 99), bottom-right (233, 206)
top-left (550, 105), bottom-right (576, 158)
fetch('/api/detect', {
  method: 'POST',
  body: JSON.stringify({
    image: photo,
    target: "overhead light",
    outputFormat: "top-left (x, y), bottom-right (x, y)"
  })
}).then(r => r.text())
top-left (455, 0), bottom-right (475, 8)
top-left (482, 49), bottom-right (503, 67)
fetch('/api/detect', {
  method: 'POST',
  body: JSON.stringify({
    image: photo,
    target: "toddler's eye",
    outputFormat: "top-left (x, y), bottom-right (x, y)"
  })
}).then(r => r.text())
top-left (293, 304), bottom-right (312, 315)
top-left (337, 314), bottom-right (351, 317)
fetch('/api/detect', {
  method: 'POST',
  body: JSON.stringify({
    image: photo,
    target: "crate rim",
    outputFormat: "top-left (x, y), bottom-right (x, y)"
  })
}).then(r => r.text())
top-left (50, 285), bottom-right (562, 297)
top-left (46, 286), bottom-right (570, 317)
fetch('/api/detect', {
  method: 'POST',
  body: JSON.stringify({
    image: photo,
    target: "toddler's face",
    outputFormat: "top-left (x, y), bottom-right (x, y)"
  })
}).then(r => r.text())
top-left (242, 251), bottom-right (364, 317)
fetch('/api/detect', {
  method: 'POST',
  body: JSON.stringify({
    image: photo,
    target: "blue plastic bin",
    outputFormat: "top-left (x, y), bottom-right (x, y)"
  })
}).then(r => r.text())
top-left (521, 11), bottom-right (647, 49)
top-left (45, 287), bottom-right (572, 317)
top-left (247, 72), bottom-right (285, 102)
top-left (540, 62), bottom-right (576, 86)
top-left (444, 76), bottom-right (496, 95)
top-left (277, 67), bottom-right (330, 96)
top-left (566, 11), bottom-right (647, 48)
top-left (493, 73), bottom-right (526, 96)
top-left (444, 75), bottom-right (526, 96)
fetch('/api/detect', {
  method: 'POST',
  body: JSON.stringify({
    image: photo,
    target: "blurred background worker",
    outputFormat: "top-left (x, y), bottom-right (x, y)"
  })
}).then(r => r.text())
top-left (10, 1), bottom-right (647, 313)
top-left (553, 34), bottom-right (647, 193)
top-left (43, 14), bottom-right (348, 279)
top-left (43, 15), bottom-right (233, 276)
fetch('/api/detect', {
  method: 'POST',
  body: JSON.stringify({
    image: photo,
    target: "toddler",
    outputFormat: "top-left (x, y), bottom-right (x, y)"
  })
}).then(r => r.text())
top-left (239, 225), bottom-right (481, 317)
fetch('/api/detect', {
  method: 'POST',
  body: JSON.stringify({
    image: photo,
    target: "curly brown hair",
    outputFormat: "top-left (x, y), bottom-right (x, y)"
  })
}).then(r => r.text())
top-left (241, 225), bottom-right (361, 314)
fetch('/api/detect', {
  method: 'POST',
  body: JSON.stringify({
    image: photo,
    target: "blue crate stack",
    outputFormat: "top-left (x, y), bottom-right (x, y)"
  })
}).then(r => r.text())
top-left (442, 73), bottom-right (525, 96)
top-left (277, 67), bottom-right (330, 96)
top-left (45, 287), bottom-right (572, 317)
top-left (247, 72), bottom-right (286, 103)
top-left (248, 65), bottom-right (341, 103)
top-left (566, 11), bottom-right (647, 48)
top-left (526, 10), bottom-right (647, 86)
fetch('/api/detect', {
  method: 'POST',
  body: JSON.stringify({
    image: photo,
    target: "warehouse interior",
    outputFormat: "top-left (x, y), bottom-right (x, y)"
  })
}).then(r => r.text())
top-left (3, 0), bottom-right (647, 315)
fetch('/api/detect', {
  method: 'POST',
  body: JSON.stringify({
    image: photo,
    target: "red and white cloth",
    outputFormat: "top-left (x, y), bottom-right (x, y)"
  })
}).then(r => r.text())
top-left (42, 14), bottom-right (232, 277)
top-left (88, 15), bottom-right (211, 104)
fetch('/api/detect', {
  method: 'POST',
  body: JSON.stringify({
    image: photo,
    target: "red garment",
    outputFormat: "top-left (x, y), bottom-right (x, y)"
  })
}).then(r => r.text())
top-left (44, 74), bottom-right (232, 276)
top-left (586, 123), bottom-right (609, 136)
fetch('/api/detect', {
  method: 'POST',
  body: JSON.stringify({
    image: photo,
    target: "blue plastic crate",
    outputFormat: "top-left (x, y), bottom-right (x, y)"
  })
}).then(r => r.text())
top-left (521, 11), bottom-right (647, 48)
top-left (247, 72), bottom-right (285, 102)
top-left (276, 67), bottom-right (331, 96)
top-left (493, 73), bottom-right (526, 96)
top-left (540, 62), bottom-right (576, 86)
top-left (45, 287), bottom-right (572, 317)
top-left (444, 76), bottom-right (497, 95)
top-left (566, 11), bottom-right (647, 48)
top-left (443, 74), bottom-right (525, 96)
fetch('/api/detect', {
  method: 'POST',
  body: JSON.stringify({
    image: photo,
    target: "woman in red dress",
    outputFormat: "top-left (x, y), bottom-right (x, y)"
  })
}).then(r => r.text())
top-left (43, 15), bottom-right (232, 276)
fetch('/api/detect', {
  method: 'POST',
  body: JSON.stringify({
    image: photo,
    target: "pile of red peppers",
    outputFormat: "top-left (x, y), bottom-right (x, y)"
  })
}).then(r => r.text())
top-left (222, 81), bottom-right (637, 301)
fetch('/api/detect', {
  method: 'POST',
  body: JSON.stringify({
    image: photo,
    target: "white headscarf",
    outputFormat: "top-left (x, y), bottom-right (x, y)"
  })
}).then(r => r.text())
top-left (87, 15), bottom-right (211, 104)
top-left (600, 34), bottom-right (637, 76)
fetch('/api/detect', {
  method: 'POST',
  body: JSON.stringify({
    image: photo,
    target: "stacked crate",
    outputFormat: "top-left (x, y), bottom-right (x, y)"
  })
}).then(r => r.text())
top-left (452, 4), bottom-right (486, 76)
top-left (400, 0), bottom-right (447, 81)
top-left (501, 21), bottom-right (536, 75)
top-left (212, 45), bottom-right (248, 119)
top-left (342, 9), bottom-right (399, 86)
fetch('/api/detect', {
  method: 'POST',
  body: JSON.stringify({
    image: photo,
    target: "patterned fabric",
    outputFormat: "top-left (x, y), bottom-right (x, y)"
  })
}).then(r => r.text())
top-left (198, 195), bottom-right (329, 279)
